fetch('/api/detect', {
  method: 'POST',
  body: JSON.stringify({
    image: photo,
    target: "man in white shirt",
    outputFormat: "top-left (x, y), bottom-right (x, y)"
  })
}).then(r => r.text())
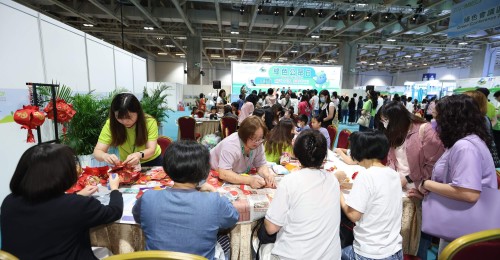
top-left (310, 89), bottom-right (320, 116)
top-left (376, 91), bottom-right (384, 113)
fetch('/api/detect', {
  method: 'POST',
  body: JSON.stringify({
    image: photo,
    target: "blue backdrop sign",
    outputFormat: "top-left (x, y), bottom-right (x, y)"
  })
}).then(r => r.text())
top-left (448, 0), bottom-right (500, 38)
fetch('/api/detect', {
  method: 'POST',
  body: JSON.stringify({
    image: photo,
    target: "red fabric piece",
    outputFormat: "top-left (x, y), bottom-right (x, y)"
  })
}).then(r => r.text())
top-left (13, 105), bottom-right (46, 143)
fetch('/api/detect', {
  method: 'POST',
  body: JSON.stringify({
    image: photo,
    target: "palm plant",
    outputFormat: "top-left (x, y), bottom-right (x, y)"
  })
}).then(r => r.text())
top-left (141, 84), bottom-right (173, 125)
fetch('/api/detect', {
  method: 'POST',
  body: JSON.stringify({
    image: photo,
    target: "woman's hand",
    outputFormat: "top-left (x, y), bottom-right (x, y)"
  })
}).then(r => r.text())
top-left (418, 180), bottom-right (430, 195)
top-left (103, 153), bottom-right (120, 165)
top-left (407, 188), bottom-right (424, 199)
top-left (264, 173), bottom-right (276, 188)
top-left (123, 152), bottom-right (142, 166)
top-left (249, 176), bottom-right (266, 189)
top-left (77, 185), bottom-right (98, 196)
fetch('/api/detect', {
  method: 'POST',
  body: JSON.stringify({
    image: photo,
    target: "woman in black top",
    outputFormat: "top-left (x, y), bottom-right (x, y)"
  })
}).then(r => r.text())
top-left (1, 144), bottom-right (123, 260)
top-left (348, 97), bottom-right (356, 125)
top-left (319, 90), bottom-right (336, 128)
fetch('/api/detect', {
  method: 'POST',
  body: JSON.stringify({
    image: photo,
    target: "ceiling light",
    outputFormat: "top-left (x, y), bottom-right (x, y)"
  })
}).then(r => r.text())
top-left (311, 59), bottom-right (321, 62)
top-left (274, 9), bottom-right (280, 16)
top-left (360, 61), bottom-right (367, 64)
top-left (164, 44), bottom-right (175, 47)
top-left (230, 31), bottom-right (239, 35)
top-left (365, 13), bottom-right (372, 19)
top-left (228, 55), bottom-right (238, 59)
top-left (318, 9), bottom-right (324, 18)
top-left (279, 57), bottom-right (288, 60)
top-left (369, 63), bottom-right (375, 65)
top-left (257, 5), bottom-right (263, 15)
top-left (300, 10), bottom-right (306, 17)
top-left (211, 54), bottom-right (220, 58)
top-left (458, 42), bottom-right (468, 45)
top-left (405, 55), bottom-right (412, 58)
top-left (175, 53), bottom-right (185, 56)
top-left (239, 5), bottom-right (245, 15)
top-left (376, 61), bottom-right (382, 64)
top-left (288, 6), bottom-right (294, 16)
top-left (262, 57), bottom-right (271, 60)
top-left (144, 26), bottom-right (154, 30)
top-left (350, 12), bottom-right (355, 18)
top-left (333, 11), bottom-right (339, 19)
top-left (311, 35), bottom-right (320, 39)
top-left (407, 62), bottom-right (412, 65)
top-left (423, 63), bottom-right (428, 65)
top-left (83, 24), bottom-right (94, 27)
top-left (158, 52), bottom-right (169, 55)
top-left (290, 50), bottom-right (298, 53)
top-left (386, 39), bottom-right (396, 42)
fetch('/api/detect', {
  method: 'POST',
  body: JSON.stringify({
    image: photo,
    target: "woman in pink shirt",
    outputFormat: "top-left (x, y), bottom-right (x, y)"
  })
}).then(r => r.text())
top-left (377, 101), bottom-right (445, 259)
top-left (298, 94), bottom-right (312, 118)
top-left (238, 94), bottom-right (258, 124)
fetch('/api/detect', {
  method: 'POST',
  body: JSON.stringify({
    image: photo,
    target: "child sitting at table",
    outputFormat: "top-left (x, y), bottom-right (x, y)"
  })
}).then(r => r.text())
top-left (264, 118), bottom-right (295, 164)
top-left (338, 131), bottom-right (403, 260)
top-left (209, 106), bottom-right (218, 120)
top-left (132, 141), bottom-right (239, 259)
top-left (310, 115), bottom-right (330, 149)
top-left (295, 114), bottom-right (310, 133)
top-left (264, 129), bottom-right (341, 259)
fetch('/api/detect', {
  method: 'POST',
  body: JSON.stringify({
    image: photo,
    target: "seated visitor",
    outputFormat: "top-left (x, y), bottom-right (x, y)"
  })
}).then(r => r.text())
top-left (310, 115), bottom-right (330, 149)
top-left (339, 131), bottom-right (403, 260)
top-left (223, 105), bottom-right (238, 120)
top-left (209, 106), bottom-right (218, 120)
top-left (210, 116), bottom-right (276, 189)
top-left (264, 119), bottom-right (295, 164)
top-left (1, 144), bottom-right (123, 259)
top-left (252, 108), bottom-right (266, 121)
top-left (295, 114), bottom-right (310, 133)
top-left (133, 141), bottom-right (239, 259)
top-left (265, 130), bottom-right (341, 259)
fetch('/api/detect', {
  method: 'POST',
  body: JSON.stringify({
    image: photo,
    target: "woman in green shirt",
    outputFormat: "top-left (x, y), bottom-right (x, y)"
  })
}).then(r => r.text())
top-left (264, 119), bottom-right (295, 164)
top-left (93, 93), bottom-right (162, 167)
top-left (359, 90), bottom-right (378, 132)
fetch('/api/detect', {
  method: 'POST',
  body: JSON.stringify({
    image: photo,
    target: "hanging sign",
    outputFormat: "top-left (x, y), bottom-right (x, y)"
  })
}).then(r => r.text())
top-left (448, 0), bottom-right (500, 38)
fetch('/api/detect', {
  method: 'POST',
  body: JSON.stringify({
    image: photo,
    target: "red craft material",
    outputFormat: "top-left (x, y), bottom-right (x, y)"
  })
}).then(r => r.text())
top-left (13, 105), bottom-right (46, 142)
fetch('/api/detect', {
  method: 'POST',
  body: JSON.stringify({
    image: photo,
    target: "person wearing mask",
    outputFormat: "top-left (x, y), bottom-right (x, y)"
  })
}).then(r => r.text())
top-left (310, 115), bottom-right (331, 149)
top-left (295, 114), bottom-right (311, 133)
top-left (210, 116), bottom-right (276, 189)
top-left (310, 89), bottom-right (320, 117)
top-left (319, 90), bottom-right (336, 128)
top-left (265, 130), bottom-right (341, 259)
top-left (94, 93), bottom-right (162, 167)
top-left (1, 144), bottom-right (123, 259)
top-left (378, 101), bottom-right (445, 259)
top-left (133, 141), bottom-right (239, 259)
top-left (339, 131), bottom-right (403, 260)
top-left (419, 95), bottom-right (497, 254)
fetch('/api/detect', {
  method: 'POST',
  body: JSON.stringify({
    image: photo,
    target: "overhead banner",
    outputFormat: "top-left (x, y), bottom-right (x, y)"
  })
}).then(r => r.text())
top-left (231, 62), bottom-right (342, 98)
top-left (448, 0), bottom-right (500, 38)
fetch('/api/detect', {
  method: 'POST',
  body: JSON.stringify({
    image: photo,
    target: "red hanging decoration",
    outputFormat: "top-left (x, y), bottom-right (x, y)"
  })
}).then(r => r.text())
top-left (43, 98), bottom-right (76, 134)
top-left (13, 105), bottom-right (46, 143)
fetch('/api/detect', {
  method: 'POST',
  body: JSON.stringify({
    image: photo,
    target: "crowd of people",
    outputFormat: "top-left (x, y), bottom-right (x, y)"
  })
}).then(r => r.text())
top-left (1, 87), bottom-right (499, 260)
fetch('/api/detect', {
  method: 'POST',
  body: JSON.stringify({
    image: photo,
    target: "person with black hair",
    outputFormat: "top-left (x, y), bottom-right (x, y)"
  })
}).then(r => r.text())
top-left (94, 93), bottom-right (162, 167)
top-left (359, 90), bottom-right (378, 131)
top-left (197, 93), bottom-right (207, 112)
top-left (264, 119), bottom-right (295, 164)
top-left (311, 115), bottom-right (330, 148)
top-left (418, 95), bottom-right (497, 254)
top-left (356, 96), bottom-right (363, 122)
top-left (231, 101), bottom-right (239, 116)
top-left (295, 114), bottom-right (310, 133)
top-left (238, 94), bottom-right (258, 124)
top-left (348, 96), bottom-right (356, 125)
top-left (264, 130), bottom-right (341, 259)
top-left (265, 88), bottom-right (278, 106)
top-left (477, 87), bottom-right (497, 127)
top-left (264, 103), bottom-right (284, 131)
top-left (252, 108), bottom-right (266, 120)
top-left (492, 90), bottom-right (500, 155)
top-left (319, 90), bottom-right (336, 127)
top-left (223, 105), bottom-right (238, 120)
top-left (216, 89), bottom-right (228, 109)
top-left (133, 141), bottom-right (239, 259)
top-left (339, 131), bottom-right (403, 260)
top-left (1, 144), bottom-right (123, 259)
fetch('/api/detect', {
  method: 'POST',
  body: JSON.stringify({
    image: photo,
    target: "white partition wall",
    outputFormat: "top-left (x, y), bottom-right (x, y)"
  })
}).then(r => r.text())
top-left (0, 0), bottom-right (147, 202)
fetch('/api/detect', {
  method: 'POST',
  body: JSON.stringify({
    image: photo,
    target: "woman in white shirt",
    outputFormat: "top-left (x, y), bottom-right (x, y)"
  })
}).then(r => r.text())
top-left (265, 130), bottom-right (342, 260)
top-left (339, 131), bottom-right (403, 260)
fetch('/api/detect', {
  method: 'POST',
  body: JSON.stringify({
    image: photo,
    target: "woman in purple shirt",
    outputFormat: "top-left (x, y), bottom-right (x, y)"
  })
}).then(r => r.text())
top-left (419, 95), bottom-right (497, 254)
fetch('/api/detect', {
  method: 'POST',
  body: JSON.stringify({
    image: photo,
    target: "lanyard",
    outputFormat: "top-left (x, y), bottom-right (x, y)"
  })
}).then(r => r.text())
top-left (240, 139), bottom-right (253, 174)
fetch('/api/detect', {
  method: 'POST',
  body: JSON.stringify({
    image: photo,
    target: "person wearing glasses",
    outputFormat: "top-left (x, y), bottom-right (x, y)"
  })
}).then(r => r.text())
top-left (210, 116), bottom-right (276, 189)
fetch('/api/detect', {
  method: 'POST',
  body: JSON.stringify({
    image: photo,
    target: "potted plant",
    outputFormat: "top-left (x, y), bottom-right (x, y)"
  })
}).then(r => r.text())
top-left (140, 84), bottom-right (173, 131)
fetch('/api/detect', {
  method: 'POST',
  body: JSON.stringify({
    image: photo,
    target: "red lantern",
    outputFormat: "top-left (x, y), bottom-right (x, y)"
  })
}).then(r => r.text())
top-left (44, 98), bottom-right (76, 133)
top-left (13, 105), bottom-right (46, 143)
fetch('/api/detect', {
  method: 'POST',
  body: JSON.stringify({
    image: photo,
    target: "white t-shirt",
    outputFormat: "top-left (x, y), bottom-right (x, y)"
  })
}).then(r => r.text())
top-left (216, 96), bottom-right (224, 105)
top-left (266, 168), bottom-right (341, 260)
top-left (311, 95), bottom-right (319, 110)
top-left (346, 166), bottom-right (403, 259)
top-left (376, 97), bottom-right (384, 112)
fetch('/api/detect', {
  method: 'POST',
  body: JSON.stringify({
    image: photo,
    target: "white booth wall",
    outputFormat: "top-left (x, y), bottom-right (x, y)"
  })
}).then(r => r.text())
top-left (0, 0), bottom-right (147, 202)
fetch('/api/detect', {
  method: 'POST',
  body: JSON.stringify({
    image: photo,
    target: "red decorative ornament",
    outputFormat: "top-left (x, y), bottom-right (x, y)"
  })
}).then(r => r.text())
top-left (13, 105), bottom-right (46, 143)
top-left (43, 98), bottom-right (76, 133)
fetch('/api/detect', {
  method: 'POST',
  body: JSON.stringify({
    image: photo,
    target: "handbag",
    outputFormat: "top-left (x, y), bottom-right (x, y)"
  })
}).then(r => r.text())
top-left (357, 114), bottom-right (370, 127)
top-left (422, 187), bottom-right (500, 241)
top-left (251, 218), bottom-right (277, 260)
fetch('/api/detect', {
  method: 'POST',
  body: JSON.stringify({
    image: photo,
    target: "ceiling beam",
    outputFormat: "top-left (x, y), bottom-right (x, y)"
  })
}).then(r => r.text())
top-left (306, 12), bottom-right (337, 36)
top-left (202, 49), bottom-right (213, 68)
top-left (145, 37), bottom-right (174, 57)
top-left (464, 31), bottom-right (500, 43)
top-left (170, 0), bottom-right (196, 35)
top-left (311, 47), bottom-right (339, 60)
top-left (278, 8), bottom-right (301, 35)
top-left (328, 14), bottom-right (368, 39)
top-left (220, 38), bottom-right (226, 66)
top-left (46, 0), bottom-right (95, 25)
top-left (124, 38), bottom-right (157, 57)
top-left (288, 44), bottom-right (319, 63)
top-left (214, 0), bottom-right (222, 34)
top-left (273, 45), bottom-right (295, 62)
top-left (410, 27), bottom-right (448, 41)
top-left (389, 13), bottom-right (450, 38)
top-left (256, 41), bottom-right (272, 62)
top-left (353, 0), bottom-right (448, 41)
top-left (240, 40), bottom-right (247, 61)
top-left (88, 0), bottom-right (129, 27)
top-left (248, 5), bottom-right (259, 33)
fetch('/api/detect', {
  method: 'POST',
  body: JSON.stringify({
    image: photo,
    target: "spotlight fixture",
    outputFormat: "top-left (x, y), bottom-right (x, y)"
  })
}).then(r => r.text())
top-left (300, 9), bottom-right (306, 17)
top-left (239, 5), bottom-right (245, 15)
top-left (333, 11), bottom-right (339, 19)
top-left (288, 5), bottom-right (294, 16)
top-left (274, 9), bottom-right (280, 16)
top-left (458, 42), bottom-right (468, 45)
top-left (200, 71), bottom-right (205, 76)
top-left (311, 35), bottom-right (320, 39)
top-left (411, 15), bottom-right (417, 21)
top-left (384, 13), bottom-right (389, 19)
top-left (83, 23), bottom-right (94, 27)
top-left (318, 9), bottom-right (324, 18)
top-left (350, 11), bottom-right (356, 18)
top-left (386, 38), bottom-right (396, 42)
top-left (365, 13), bottom-right (372, 19)
top-left (143, 26), bottom-right (154, 30)
top-left (257, 5), bottom-right (263, 15)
